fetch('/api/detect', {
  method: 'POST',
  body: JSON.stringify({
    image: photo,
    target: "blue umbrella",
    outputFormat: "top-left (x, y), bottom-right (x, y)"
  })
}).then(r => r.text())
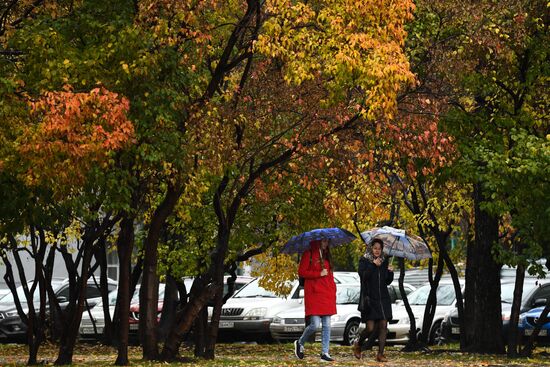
top-left (282, 227), bottom-right (357, 254)
top-left (360, 226), bottom-right (431, 261)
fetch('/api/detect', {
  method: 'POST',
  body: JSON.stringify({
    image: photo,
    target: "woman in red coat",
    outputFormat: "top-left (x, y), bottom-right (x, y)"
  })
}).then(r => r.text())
top-left (293, 239), bottom-right (337, 362)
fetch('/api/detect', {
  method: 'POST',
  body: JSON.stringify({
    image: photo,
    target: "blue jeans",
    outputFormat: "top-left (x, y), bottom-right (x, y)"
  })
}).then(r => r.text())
top-left (298, 315), bottom-right (331, 355)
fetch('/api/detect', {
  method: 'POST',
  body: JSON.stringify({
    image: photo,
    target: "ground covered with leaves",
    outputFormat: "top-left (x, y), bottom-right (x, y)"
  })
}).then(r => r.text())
top-left (1, 342), bottom-right (550, 366)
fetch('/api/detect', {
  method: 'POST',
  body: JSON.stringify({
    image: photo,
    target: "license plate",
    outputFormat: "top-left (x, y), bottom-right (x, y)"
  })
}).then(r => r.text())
top-left (219, 321), bottom-right (234, 328)
top-left (451, 327), bottom-right (460, 334)
top-left (283, 326), bottom-right (303, 332)
top-left (82, 327), bottom-right (102, 334)
top-left (525, 329), bottom-right (547, 336)
top-left (129, 324), bottom-right (139, 330)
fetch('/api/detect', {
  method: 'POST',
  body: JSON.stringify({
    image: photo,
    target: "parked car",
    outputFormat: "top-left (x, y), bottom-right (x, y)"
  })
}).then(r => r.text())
top-left (80, 286), bottom-right (141, 338)
top-left (518, 306), bottom-right (550, 345)
top-left (441, 278), bottom-right (550, 343)
top-left (125, 276), bottom-right (254, 338)
top-left (217, 272), bottom-right (363, 340)
top-left (270, 283), bottom-right (361, 345)
top-left (0, 277), bottom-right (116, 341)
top-left (269, 281), bottom-right (415, 344)
top-left (386, 279), bottom-right (464, 345)
top-left (0, 289), bottom-right (10, 299)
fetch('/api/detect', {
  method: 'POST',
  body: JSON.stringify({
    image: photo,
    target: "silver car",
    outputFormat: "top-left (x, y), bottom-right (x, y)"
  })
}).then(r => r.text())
top-left (271, 281), bottom-right (416, 345)
top-left (270, 283), bottom-right (361, 345)
top-left (217, 272), bottom-right (359, 340)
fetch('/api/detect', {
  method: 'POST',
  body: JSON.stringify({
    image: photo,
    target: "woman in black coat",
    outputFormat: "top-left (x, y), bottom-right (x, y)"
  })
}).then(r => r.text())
top-left (353, 238), bottom-right (394, 362)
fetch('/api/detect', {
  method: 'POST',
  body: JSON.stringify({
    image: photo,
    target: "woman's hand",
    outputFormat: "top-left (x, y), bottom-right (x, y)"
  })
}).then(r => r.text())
top-left (320, 269), bottom-right (328, 277)
top-left (374, 258), bottom-right (383, 267)
top-left (388, 265), bottom-right (394, 272)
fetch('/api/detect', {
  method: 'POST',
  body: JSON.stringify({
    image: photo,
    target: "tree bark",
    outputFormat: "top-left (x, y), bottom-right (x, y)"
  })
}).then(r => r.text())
top-left (54, 243), bottom-right (94, 365)
top-left (463, 182), bottom-right (504, 354)
top-left (140, 185), bottom-right (182, 360)
top-left (160, 284), bottom-right (219, 361)
top-left (115, 215), bottom-right (134, 366)
top-left (507, 263), bottom-right (525, 356)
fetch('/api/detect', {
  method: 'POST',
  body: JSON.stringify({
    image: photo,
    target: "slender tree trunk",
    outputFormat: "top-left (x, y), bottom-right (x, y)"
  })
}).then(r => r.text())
top-left (55, 244), bottom-right (94, 365)
top-left (140, 185), bottom-right (182, 360)
top-left (400, 258), bottom-right (421, 351)
top-left (507, 263), bottom-right (525, 356)
top-left (419, 253), bottom-right (444, 345)
top-left (115, 216), bottom-right (134, 366)
top-left (464, 183), bottom-right (504, 353)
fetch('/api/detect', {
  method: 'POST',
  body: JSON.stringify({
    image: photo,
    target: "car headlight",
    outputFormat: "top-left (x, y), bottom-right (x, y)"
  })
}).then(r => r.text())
top-left (272, 316), bottom-right (283, 324)
top-left (330, 315), bottom-right (341, 323)
top-left (243, 307), bottom-right (267, 320)
top-left (5, 310), bottom-right (19, 317)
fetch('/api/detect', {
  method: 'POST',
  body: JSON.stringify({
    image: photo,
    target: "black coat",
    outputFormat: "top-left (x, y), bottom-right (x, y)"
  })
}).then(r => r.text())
top-left (358, 256), bottom-right (394, 322)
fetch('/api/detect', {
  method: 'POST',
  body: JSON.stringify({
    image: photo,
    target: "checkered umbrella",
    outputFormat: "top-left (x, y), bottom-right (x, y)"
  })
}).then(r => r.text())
top-left (361, 226), bottom-right (431, 261)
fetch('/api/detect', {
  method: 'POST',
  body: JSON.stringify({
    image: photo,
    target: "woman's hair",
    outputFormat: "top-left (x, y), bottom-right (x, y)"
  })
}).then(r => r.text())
top-left (371, 238), bottom-right (384, 249)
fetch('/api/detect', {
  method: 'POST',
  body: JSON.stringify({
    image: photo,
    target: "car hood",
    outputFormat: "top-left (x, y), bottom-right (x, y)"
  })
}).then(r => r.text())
top-left (0, 302), bottom-right (17, 312)
top-left (223, 297), bottom-right (301, 317)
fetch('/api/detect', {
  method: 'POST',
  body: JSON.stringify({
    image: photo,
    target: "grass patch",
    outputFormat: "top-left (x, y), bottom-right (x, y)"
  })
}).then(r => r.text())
top-left (1, 342), bottom-right (549, 366)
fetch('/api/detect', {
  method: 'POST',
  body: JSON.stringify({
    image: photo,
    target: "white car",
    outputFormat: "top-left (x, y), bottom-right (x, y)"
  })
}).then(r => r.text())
top-left (270, 281), bottom-right (415, 345)
top-left (387, 279), bottom-right (463, 344)
top-left (218, 272), bottom-right (360, 340)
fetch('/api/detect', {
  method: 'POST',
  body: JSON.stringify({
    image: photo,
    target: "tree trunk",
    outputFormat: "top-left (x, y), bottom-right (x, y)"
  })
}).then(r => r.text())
top-left (464, 182), bottom-right (504, 353)
top-left (140, 185), bottom-right (182, 360)
top-left (400, 258), bottom-right (421, 351)
top-left (160, 284), bottom-right (219, 361)
top-left (441, 250), bottom-right (465, 349)
top-left (419, 253), bottom-right (444, 345)
top-left (55, 244), bottom-right (94, 365)
top-left (194, 307), bottom-right (208, 358)
top-left (158, 274), bottom-right (179, 343)
top-left (507, 263), bottom-right (526, 356)
top-left (115, 216), bottom-right (134, 366)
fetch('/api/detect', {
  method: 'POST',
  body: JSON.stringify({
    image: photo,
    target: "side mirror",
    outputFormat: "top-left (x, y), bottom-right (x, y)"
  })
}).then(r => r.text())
top-left (533, 298), bottom-right (547, 307)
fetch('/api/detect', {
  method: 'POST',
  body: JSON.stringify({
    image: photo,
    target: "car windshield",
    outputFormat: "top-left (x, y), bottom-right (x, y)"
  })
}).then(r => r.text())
top-left (232, 279), bottom-right (277, 298)
top-left (336, 286), bottom-right (359, 304)
top-left (407, 284), bottom-right (456, 306)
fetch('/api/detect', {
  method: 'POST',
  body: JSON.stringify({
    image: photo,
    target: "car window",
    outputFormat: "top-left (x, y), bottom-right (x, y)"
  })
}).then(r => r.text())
top-left (232, 279), bottom-right (277, 298)
top-left (407, 284), bottom-right (456, 306)
top-left (501, 282), bottom-right (538, 304)
top-left (86, 285), bottom-right (103, 299)
top-left (336, 287), bottom-right (359, 304)
top-left (531, 285), bottom-right (550, 305)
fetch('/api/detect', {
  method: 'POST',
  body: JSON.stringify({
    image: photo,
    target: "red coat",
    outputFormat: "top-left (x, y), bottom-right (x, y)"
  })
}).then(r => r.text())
top-left (298, 240), bottom-right (337, 317)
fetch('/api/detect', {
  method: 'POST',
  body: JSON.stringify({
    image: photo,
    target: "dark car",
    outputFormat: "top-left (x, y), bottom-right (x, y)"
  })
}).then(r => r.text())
top-left (441, 278), bottom-right (550, 343)
top-left (0, 278), bottom-right (116, 342)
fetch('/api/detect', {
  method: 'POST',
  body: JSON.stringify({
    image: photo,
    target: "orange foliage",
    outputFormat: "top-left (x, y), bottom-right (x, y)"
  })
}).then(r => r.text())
top-left (19, 86), bottom-right (135, 188)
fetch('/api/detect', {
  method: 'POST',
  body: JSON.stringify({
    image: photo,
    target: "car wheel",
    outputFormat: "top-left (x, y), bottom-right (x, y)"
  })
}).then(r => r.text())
top-left (343, 319), bottom-right (360, 346)
top-left (429, 320), bottom-right (443, 345)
